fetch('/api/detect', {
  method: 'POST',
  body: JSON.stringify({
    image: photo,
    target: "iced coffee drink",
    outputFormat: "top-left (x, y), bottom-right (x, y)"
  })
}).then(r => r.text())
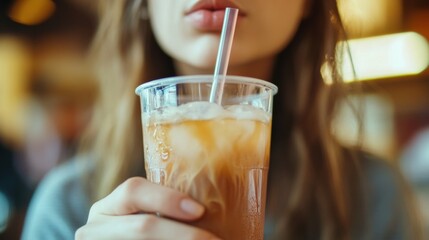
top-left (136, 75), bottom-right (277, 240)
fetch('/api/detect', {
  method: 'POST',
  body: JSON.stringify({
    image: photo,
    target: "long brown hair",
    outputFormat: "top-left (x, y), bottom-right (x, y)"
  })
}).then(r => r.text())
top-left (82, 0), bottom-right (422, 239)
top-left (265, 0), bottom-right (359, 238)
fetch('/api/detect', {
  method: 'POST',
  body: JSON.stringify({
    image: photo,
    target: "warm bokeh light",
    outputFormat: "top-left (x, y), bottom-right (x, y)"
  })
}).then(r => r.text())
top-left (332, 95), bottom-right (396, 160)
top-left (0, 36), bottom-right (31, 144)
top-left (8, 0), bottom-right (56, 25)
top-left (338, 0), bottom-right (402, 37)
top-left (340, 32), bottom-right (429, 82)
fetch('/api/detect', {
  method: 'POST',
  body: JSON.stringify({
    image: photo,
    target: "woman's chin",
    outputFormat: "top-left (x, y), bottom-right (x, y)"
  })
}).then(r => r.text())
top-left (173, 56), bottom-right (217, 75)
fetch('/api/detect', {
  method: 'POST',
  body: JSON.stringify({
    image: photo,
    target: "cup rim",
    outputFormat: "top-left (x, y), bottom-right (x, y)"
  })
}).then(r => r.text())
top-left (135, 75), bottom-right (278, 95)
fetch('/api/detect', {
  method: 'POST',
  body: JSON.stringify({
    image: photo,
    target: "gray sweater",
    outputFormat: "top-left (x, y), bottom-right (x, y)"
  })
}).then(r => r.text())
top-left (21, 157), bottom-right (412, 240)
top-left (21, 160), bottom-right (91, 240)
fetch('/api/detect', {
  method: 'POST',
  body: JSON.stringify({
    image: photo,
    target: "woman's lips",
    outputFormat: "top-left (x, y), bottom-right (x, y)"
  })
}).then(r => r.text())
top-left (185, 0), bottom-right (244, 32)
top-left (185, 9), bottom-right (227, 32)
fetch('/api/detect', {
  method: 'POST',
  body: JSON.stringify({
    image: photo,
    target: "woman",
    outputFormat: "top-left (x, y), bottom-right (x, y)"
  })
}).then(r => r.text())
top-left (22, 0), bottom-right (422, 239)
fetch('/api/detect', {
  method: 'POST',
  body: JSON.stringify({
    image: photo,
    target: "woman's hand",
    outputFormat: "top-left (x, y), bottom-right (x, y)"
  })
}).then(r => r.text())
top-left (75, 177), bottom-right (221, 240)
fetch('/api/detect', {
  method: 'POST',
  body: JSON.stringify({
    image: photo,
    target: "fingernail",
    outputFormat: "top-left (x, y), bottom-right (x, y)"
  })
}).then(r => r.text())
top-left (180, 198), bottom-right (204, 216)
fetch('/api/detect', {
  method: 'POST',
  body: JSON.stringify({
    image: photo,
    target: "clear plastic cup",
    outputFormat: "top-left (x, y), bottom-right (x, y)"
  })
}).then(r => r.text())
top-left (135, 75), bottom-right (277, 240)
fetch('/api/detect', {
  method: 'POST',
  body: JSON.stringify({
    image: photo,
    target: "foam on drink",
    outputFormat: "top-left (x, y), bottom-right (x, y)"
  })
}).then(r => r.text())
top-left (142, 101), bottom-right (271, 240)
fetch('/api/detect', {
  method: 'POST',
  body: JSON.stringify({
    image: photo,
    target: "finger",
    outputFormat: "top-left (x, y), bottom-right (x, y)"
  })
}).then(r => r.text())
top-left (77, 214), bottom-right (221, 240)
top-left (89, 177), bottom-right (204, 222)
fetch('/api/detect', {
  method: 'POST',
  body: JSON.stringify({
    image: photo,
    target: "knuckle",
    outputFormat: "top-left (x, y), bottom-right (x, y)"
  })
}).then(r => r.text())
top-left (88, 200), bottom-right (102, 215)
top-left (74, 227), bottom-right (87, 240)
top-left (119, 177), bottom-right (147, 209)
top-left (121, 177), bottom-right (146, 195)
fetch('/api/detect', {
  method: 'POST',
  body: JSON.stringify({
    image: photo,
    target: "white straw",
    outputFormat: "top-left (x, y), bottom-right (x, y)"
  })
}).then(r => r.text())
top-left (209, 7), bottom-right (239, 104)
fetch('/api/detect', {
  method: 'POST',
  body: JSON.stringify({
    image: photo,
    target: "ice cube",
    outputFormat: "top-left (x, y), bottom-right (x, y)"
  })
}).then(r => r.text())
top-left (168, 124), bottom-right (205, 167)
top-left (226, 105), bottom-right (270, 122)
top-left (178, 101), bottom-right (225, 120)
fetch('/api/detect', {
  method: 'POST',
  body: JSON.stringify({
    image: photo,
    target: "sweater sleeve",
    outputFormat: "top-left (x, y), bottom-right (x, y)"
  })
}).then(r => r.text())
top-left (21, 160), bottom-right (90, 240)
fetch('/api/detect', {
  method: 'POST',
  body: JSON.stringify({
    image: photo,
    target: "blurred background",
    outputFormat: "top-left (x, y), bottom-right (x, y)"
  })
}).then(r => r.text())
top-left (0, 0), bottom-right (428, 239)
top-left (0, 0), bottom-right (96, 238)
